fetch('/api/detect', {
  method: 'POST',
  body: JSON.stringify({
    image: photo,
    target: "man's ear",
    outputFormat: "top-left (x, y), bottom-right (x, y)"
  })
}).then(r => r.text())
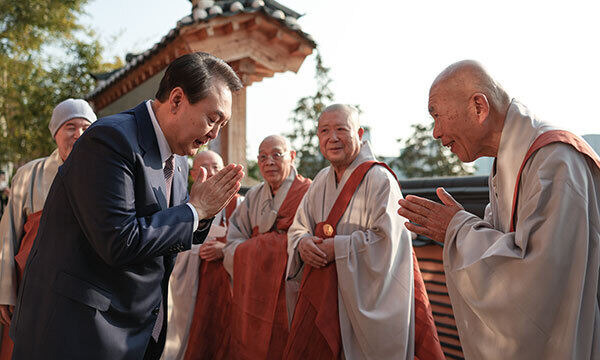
top-left (169, 87), bottom-right (185, 114)
top-left (358, 127), bottom-right (364, 140)
top-left (471, 93), bottom-right (490, 124)
top-left (289, 150), bottom-right (297, 161)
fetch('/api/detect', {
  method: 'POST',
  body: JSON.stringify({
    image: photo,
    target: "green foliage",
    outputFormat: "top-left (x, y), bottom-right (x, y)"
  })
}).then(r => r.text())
top-left (391, 122), bottom-right (474, 178)
top-left (286, 50), bottom-right (334, 179)
top-left (0, 0), bottom-right (119, 167)
top-left (246, 159), bottom-right (262, 181)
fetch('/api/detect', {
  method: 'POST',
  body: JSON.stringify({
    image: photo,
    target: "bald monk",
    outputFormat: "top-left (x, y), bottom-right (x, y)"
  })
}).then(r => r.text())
top-left (222, 135), bottom-right (311, 360)
top-left (285, 104), bottom-right (443, 360)
top-left (164, 150), bottom-right (242, 360)
top-left (398, 60), bottom-right (600, 359)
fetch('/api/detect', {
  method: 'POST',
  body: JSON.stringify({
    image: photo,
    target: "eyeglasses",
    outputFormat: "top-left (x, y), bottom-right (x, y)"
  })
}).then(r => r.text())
top-left (257, 152), bottom-right (288, 163)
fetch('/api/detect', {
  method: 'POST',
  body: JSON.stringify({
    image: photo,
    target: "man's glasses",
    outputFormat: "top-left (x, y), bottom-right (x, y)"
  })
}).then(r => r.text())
top-left (257, 152), bottom-right (288, 163)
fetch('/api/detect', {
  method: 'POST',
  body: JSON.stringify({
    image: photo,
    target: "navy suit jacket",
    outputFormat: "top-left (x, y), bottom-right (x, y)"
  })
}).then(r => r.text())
top-left (10, 102), bottom-right (211, 360)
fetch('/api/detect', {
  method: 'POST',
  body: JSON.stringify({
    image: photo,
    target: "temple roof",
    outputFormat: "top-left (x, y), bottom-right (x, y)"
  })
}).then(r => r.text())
top-left (88, 0), bottom-right (314, 98)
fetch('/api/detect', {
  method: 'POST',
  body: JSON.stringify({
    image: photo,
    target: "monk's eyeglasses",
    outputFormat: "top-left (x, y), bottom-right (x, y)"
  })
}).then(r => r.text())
top-left (257, 152), bottom-right (288, 163)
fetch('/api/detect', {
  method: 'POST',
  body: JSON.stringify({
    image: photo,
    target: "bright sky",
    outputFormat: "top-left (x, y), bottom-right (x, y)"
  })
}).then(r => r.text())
top-left (84, 0), bottom-right (600, 158)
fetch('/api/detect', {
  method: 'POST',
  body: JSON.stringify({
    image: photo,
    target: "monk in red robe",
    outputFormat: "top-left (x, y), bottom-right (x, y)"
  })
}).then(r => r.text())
top-left (167, 150), bottom-right (242, 360)
top-left (221, 135), bottom-right (311, 360)
top-left (284, 104), bottom-right (444, 360)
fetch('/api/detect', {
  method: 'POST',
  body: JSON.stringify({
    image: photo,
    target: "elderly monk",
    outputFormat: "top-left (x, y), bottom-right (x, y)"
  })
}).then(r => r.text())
top-left (398, 60), bottom-right (600, 359)
top-left (285, 104), bottom-right (443, 360)
top-left (222, 135), bottom-right (311, 360)
top-left (0, 98), bottom-right (96, 360)
top-left (164, 150), bottom-right (242, 360)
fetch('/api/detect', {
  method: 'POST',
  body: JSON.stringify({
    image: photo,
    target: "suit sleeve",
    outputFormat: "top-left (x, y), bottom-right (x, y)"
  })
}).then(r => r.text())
top-left (60, 124), bottom-right (197, 267)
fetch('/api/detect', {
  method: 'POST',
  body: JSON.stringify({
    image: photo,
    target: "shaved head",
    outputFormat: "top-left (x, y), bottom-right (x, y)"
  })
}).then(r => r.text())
top-left (194, 150), bottom-right (223, 166)
top-left (259, 135), bottom-right (291, 153)
top-left (257, 134), bottom-right (296, 193)
top-left (431, 60), bottom-right (510, 113)
top-left (191, 150), bottom-right (224, 179)
top-left (319, 104), bottom-right (360, 130)
top-left (428, 60), bottom-right (509, 161)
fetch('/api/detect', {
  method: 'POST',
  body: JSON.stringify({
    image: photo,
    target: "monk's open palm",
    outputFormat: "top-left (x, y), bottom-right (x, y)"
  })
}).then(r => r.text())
top-left (397, 187), bottom-right (463, 243)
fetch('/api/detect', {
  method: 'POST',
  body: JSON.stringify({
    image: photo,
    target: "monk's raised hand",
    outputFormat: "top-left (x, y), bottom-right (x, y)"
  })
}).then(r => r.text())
top-left (199, 239), bottom-right (225, 261)
top-left (299, 236), bottom-right (328, 268)
top-left (397, 187), bottom-right (463, 243)
top-left (190, 164), bottom-right (244, 220)
top-left (316, 238), bottom-right (335, 264)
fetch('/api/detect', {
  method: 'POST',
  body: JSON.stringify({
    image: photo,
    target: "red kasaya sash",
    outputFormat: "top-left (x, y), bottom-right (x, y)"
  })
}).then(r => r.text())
top-left (229, 176), bottom-right (311, 360)
top-left (0, 210), bottom-right (43, 360)
top-left (510, 130), bottom-right (600, 232)
top-left (284, 161), bottom-right (444, 360)
top-left (184, 195), bottom-right (239, 360)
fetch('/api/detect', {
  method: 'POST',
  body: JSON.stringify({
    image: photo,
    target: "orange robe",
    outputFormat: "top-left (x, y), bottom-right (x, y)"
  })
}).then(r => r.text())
top-left (183, 196), bottom-right (239, 360)
top-left (284, 161), bottom-right (444, 360)
top-left (229, 175), bottom-right (311, 360)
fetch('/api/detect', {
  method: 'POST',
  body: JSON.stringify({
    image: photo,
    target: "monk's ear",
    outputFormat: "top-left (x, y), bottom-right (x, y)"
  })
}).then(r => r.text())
top-left (358, 127), bottom-right (364, 140)
top-left (168, 87), bottom-right (185, 114)
top-left (471, 93), bottom-right (489, 124)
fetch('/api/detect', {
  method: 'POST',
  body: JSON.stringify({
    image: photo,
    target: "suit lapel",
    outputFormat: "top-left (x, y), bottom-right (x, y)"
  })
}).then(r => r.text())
top-left (134, 102), bottom-right (168, 210)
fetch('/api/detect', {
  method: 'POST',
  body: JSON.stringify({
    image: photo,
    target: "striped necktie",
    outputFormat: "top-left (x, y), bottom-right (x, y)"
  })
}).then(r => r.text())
top-left (151, 154), bottom-right (174, 341)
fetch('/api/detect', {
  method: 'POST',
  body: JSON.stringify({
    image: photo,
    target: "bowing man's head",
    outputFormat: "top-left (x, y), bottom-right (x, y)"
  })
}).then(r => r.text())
top-left (428, 60), bottom-right (510, 162)
top-left (191, 150), bottom-right (224, 180)
top-left (153, 52), bottom-right (243, 157)
top-left (317, 104), bottom-right (363, 174)
top-left (257, 135), bottom-right (296, 194)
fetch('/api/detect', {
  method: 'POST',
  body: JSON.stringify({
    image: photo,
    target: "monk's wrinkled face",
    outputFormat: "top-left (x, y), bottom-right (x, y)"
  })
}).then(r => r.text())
top-left (429, 85), bottom-right (486, 163)
top-left (257, 138), bottom-right (295, 191)
top-left (190, 151), bottom-right (223, 180)
top-left (318, 110), bottom-right (363, 169)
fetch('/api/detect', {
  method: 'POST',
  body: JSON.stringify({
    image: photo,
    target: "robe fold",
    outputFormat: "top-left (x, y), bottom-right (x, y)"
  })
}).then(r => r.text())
top-left (223, 167), bottom-right (311, 360)
top-left (166, 195), bottom-right (241, 360)
top-left (286, 142), bottom-right (416, 360)
top-left (0, 149), bottom-right (62, 360)
top-left (444, 99), bottom-right (600, 359)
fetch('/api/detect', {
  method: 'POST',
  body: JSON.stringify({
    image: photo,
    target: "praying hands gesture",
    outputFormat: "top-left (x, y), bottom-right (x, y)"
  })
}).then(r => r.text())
top-left (189, 164), bottom-right (244, 220)
top-left (397, 187), bottom-right (464, 243)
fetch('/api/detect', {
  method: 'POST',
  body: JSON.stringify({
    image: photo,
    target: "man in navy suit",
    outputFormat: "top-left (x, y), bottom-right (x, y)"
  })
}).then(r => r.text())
top-left (9, 52), bottom-right (245, 360)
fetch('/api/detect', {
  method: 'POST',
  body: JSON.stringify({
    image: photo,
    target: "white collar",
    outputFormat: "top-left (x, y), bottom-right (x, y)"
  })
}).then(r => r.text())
top-left (146, 100), bottom-right (173, 165)
top-left (494, 99), bottom-right (556, 230)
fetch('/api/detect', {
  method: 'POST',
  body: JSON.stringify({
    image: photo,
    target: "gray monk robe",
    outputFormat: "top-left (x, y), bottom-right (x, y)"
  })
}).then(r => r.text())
top-left (286, 142), bottom-right (414, 360)
top-left (0, 149), bottom-right (62, 357)
top-left (223, 166), bottom-right (311, 359)
top-left (444, 100), bottom-right (600, 359)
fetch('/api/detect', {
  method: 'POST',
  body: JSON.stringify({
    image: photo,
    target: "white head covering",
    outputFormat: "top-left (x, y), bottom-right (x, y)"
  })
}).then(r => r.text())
top-left (49, 98), bottom-right (97, 137)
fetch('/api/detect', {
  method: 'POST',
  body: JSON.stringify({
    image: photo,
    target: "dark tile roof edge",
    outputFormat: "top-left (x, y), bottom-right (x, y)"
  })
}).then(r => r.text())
top-left (87, 1), bottom-right (315, 100)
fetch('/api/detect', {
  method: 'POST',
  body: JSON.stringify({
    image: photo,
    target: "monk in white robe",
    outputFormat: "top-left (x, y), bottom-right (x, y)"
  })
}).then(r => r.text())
top-left (223, 135), bottom-right (311, 359)
top-left (163, 150), bottom-right (242, 360)
top-left (398, 60), bottom-right (600, 359)
top-left (0, 99), bottom-right (96, 359)
top-left (286, 105), bottom-right (418, 360)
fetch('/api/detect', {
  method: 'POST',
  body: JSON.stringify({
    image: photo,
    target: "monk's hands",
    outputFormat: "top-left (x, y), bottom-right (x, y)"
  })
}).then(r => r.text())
top-left (299, 236), bottom-right (328, 268)
top-left (397, 187), bottom-right (463, 243)
top-left (315, 238), bottom-right (335, 264)
top-left (190, 164), bottom-right (244, 220)
top-left (198, 239), bottom-right (225, 261)
top-left (0, 304), bottom-right (14, 326)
